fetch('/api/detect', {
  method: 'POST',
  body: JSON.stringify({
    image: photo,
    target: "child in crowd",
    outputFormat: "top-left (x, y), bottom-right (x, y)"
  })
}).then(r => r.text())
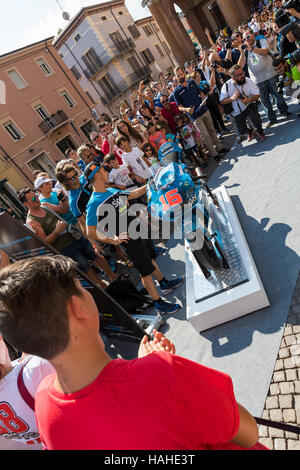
top-left (174, 113), bottom-right (208, 169)
top-left (104, 153), bottom-right (138, 191)
top-left (156, 121), bottom-right (179, 144)
top-left (141, 143), bottom-right (162, 177)
top-left (116, 135), bottom-right (152, 184)
top-left (146, 121), bottom-right (168, 153)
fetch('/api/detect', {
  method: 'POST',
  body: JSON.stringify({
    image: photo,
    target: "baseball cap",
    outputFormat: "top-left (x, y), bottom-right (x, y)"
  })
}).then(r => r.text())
top-left (83, 160), bottom-right (102, 181)
top-left (34, 177), bottom-right (52, 190)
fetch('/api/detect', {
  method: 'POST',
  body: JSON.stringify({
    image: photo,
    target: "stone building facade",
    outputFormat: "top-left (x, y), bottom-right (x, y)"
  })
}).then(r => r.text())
top-left (53, 0), bottom-right (176, 117)
top-left (142, 0), bottom-right (252, 65)
top-left (0, 37), bottom-right (97, 186)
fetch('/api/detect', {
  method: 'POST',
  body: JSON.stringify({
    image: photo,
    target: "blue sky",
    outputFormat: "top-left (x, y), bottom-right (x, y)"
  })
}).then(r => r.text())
top-left (0, 0), bottom-right (151, 55)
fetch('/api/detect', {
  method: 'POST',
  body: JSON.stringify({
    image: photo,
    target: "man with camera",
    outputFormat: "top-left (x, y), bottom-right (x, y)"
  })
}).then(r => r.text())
top-left (220, 65), bottom-right (266, 142)
top-left (272, 53), bottom-right (300, 98)
top-left (238, 28), bottom-right (290, 128)
top-left (275, 1), bottom-right (300, 46)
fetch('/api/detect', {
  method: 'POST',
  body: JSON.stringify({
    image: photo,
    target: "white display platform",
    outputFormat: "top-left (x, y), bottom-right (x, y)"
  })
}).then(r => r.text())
top-left (185, 185), bottom-right (270, 332)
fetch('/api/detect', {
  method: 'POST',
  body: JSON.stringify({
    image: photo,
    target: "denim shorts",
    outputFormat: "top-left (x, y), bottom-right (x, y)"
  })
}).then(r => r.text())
top-left (61, 238), bottom-right (97, 273)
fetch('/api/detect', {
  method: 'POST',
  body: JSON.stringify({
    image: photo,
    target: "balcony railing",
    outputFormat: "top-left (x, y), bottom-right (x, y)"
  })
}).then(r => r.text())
top-left (100, 66), bottom-right (151, 105)
top-left (83, 39), bottom-right (136, 80)
top-left (112, 38), bottom-right (135, 54)
top-left (39, 110), bottom-right (68, 135)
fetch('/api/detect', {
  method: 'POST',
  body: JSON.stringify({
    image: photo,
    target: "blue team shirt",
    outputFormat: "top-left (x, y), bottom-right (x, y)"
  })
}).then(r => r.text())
top-left (69, 174), bottom-right (93, 218)
top-left (40, 191), bottom-right (77, 224)
top-left (86, 188), bottom-right (129, 227)
top-left (173, 80), bottom-right (208, 120)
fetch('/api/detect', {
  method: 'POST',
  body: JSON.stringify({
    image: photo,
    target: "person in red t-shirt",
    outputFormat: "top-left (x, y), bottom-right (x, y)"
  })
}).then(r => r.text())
top-left (99, 121), bottom-right (123, 164)
top-left (160, 95), bottom-right (180, 135)
top-left (0, 256), bottom-right (268, 451)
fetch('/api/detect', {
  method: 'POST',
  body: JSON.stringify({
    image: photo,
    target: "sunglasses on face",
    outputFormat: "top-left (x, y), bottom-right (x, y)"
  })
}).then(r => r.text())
top-left (31, 196), bottom-right (38, 202)
top-left (161, 100), bottom-right (169, 104)
top-left (65, 171), bottom-right (78, 182)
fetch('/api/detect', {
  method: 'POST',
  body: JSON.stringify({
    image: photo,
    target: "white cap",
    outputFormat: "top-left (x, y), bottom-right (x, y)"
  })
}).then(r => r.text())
top-left (34, 177), bottom-right (52, 190)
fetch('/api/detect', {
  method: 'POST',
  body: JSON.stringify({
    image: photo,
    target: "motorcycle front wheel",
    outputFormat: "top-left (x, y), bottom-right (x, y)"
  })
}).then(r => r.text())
top-left (191, 235), bottom-right (221, 270)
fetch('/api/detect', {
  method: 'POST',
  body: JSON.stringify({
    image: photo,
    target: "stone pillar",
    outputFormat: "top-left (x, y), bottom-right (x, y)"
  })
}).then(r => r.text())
top-left (216, 0), bottom-right (247, 29)
top-left (148, 1), bottom-right (185, 66)
top-left (148, 0), bottom-right (195, 67)
top-left (183, 7), bottom-right (210, 47)
top-left (164, 1), bottom-right (196, 59)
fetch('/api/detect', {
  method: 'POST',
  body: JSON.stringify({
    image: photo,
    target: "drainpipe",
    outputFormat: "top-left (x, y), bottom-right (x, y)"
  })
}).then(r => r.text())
top-left (0, 145), bottom-right (33, 186)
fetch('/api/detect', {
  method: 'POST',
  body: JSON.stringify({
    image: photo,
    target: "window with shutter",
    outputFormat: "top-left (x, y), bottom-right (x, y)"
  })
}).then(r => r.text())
top-left (71, 65), bottom-right (81, 80)
top-left (142, 25), bottom-right (153, 36)
top-left (109, 32), bottom-right (123, 49)
top-left (128, 25), bottom-right (141, 39)
top-left (3, 121), bottom-right (24, 141)
top-left (36, 59), bottom-right (53, 76)
top-left (82, 48), bottom-right (102, 75)
top-left (141, 48), bottom-right (155, 64)
top-left (155, 44), bottom-right (164, 58)
top-left (98, 74), bottom-right (119, 101)
top-left (61, 92), bottom-right (75, 108)
top-left (86, 91), bottom-right (95, 104)
top-left (127, 56), bottom-right (140, 72)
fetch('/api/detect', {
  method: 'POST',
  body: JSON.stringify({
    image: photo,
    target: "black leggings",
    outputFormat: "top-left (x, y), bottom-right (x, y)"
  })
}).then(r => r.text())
top-left (206, 94), bottom-right (226, 133)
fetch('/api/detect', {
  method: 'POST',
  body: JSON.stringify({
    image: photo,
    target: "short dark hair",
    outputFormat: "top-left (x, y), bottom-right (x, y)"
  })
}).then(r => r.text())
top-left (272, 56), bottom-right (285, 67)
top-left (99, 121), bottom-right (110, 130)
top-left (65, 148), bottom-right (74, 157)
top-left (115, 135), bottom-right (129, 148)
top-left (55, 160), bottom-right (77, 186)
top-left (17, 187), bottom-right (32, 204)
top-left (104, 153), bottom-right (117, 164)
top-left (0, 256), bottom-right (82, 359)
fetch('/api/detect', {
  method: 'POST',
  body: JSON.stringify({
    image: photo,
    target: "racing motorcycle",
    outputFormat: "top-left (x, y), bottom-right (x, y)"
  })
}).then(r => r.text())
top-left (147, 142), bottom-right (230, 279)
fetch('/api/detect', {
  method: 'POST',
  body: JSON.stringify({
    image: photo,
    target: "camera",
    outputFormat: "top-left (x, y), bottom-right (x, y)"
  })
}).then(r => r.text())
top-left (290, 48), bottom-right (300, 65)
top-left (238, 93), bottom-right (246, 100)
top-left (212, 61), bottom-right (221, 70)
top-left (225, 39), bottom-right (232, 49)
top-left (57, 192), bottom-right (66, 202)
top-left (276, 78), bottom-right (286, 94)
top-left (241, 44), bottom-right (247, 50)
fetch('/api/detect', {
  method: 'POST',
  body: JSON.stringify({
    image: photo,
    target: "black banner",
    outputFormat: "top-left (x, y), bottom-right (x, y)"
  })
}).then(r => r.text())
top-left (0, 213), bottom-right (147, 343)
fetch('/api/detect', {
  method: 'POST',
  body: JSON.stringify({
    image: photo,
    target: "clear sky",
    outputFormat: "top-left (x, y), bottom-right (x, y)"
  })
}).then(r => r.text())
top-left (0, 0), bottom-right (151, 55)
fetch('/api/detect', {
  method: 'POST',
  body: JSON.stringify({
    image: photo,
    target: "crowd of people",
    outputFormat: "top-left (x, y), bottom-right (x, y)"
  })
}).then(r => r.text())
top-left (0, 0), bottom-right (299, 452)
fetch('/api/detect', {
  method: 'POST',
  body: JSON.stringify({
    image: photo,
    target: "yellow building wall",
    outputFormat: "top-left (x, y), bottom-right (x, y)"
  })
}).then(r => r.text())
top-left (0, 157), bottom-right (27, 190)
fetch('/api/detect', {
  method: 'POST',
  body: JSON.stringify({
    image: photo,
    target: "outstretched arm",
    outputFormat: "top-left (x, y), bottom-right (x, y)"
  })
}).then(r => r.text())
top-left (204, 28), bottom-right (218, 52)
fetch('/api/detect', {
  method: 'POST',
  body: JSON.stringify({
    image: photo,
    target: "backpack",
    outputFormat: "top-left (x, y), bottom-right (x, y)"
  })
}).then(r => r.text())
top-left (105, 275), bottom-right (153, 315)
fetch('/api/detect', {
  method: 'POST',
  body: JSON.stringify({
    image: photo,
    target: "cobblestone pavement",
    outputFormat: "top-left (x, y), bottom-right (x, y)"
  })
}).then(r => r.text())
top-left (258, 272), bottom-right (300, 450)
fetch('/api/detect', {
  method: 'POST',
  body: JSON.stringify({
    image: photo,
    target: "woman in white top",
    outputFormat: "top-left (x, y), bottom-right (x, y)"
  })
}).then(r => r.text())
top-left (116, 119), bottom-right (148, 150)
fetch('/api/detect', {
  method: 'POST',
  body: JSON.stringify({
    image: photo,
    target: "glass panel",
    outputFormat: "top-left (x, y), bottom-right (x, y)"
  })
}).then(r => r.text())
top-left (7, 70), bottom-right (26, 89)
